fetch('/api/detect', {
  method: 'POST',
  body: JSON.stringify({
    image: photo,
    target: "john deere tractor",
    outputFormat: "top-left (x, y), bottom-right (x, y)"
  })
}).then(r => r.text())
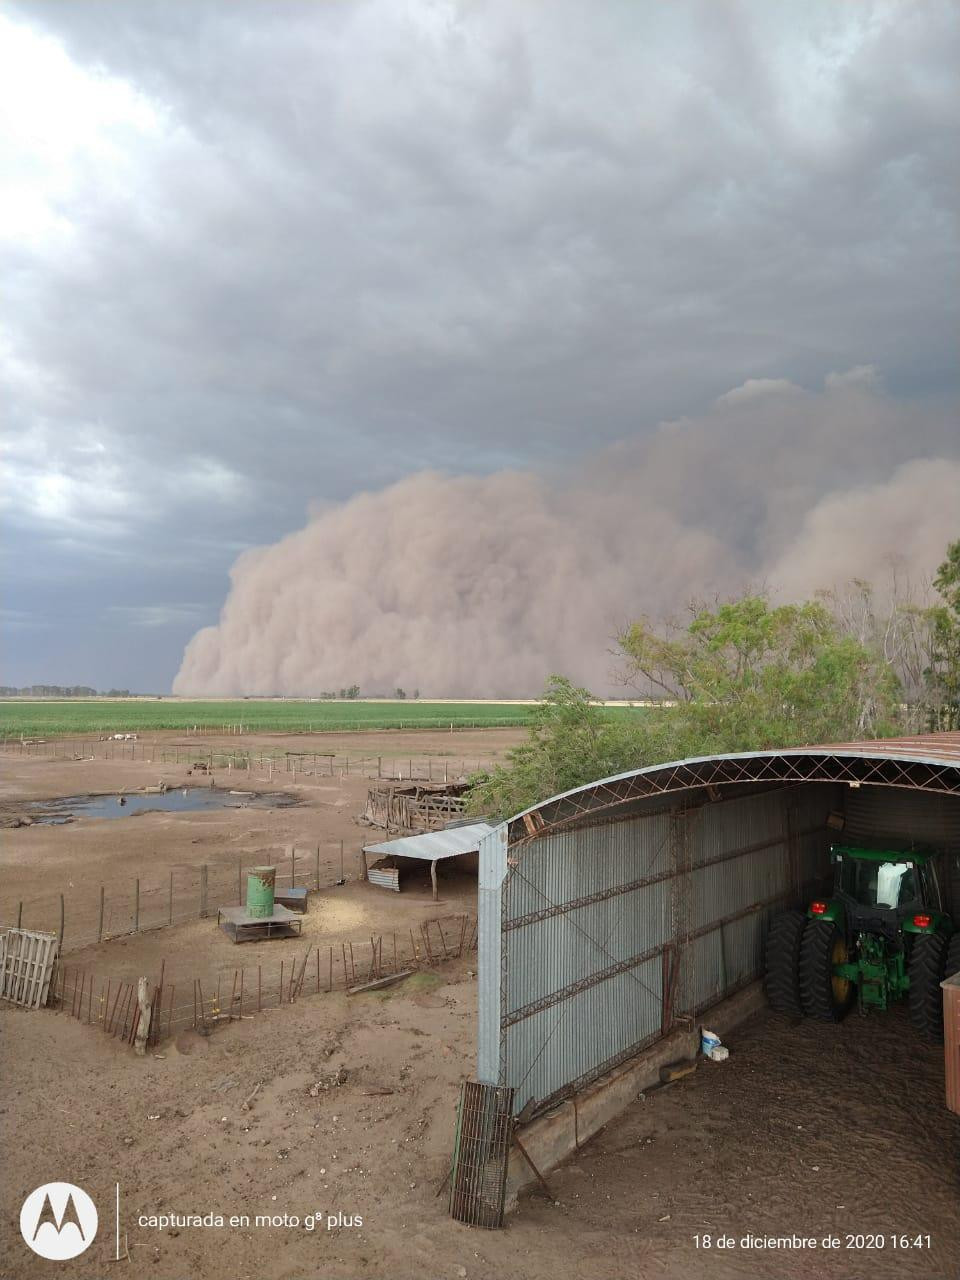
top-left (766, 843), bottom-right (960, 1040)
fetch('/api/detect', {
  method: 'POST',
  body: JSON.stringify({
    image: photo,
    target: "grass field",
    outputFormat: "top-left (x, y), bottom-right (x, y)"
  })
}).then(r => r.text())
top-left (0, 698), bottom-right (545, 738)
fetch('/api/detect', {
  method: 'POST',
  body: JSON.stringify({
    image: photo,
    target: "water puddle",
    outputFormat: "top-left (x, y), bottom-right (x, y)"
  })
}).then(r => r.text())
top-left (29, 788), bottom-right (297, 824)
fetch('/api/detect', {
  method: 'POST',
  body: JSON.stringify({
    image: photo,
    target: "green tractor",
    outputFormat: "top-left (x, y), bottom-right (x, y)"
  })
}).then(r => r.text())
top-left (766, 843), bottom-right (960, 1040)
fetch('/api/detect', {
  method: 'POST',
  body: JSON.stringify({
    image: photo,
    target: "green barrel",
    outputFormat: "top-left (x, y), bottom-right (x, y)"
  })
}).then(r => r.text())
top-left (246, 866), bottom-right (276, 918)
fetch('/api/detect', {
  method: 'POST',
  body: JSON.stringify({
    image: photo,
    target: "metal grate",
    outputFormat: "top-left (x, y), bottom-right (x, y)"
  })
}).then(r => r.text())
top-left (448, 1081), bottom-right (515, 1228)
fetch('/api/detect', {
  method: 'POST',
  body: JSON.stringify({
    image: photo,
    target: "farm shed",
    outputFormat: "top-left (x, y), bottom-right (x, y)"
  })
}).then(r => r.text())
top-left (362, 822), bottom-right (491, 900)
top-left (453, 732), bottom-right (960, 1222)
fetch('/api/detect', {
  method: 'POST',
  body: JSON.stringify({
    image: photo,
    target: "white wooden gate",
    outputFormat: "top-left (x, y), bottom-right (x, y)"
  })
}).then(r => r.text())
top-left (0, 928), bottom-right (59, 1009)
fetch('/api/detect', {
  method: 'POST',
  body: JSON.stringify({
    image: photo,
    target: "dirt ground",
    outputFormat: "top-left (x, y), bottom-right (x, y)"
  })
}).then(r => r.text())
top-left (0, 727), bottom-right (522, 952)
top-left (2, 733), bottom-right (958, 1279)
top-left (1, 984), bottom-right (956, 1280)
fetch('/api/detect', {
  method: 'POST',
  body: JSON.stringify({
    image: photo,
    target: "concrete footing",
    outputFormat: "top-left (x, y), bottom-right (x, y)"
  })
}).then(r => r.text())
top-left (504, 981), bottom-right (766, 1211)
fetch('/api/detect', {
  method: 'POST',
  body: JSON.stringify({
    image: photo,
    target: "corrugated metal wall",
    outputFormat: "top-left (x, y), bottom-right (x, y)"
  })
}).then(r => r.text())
top-left (685, 784), bottom-right (834, 1016)
top-left (493, 784), bottom-right (838, 1115)
top-left (480, 779), bottom-right (960, 1115)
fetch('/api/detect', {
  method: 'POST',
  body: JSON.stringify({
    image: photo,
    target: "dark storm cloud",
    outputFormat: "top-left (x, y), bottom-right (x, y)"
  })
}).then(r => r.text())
top-left (2, 0), bottom-right (958, 689)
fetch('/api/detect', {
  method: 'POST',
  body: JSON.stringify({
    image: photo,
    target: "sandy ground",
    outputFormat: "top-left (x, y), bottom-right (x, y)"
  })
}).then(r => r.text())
top-left (0, 727), bottom-right (521, 949)
top-left (1, 734), bottom-right (958, 1279)
top-left (1, 983), bottom-right (956, 1280)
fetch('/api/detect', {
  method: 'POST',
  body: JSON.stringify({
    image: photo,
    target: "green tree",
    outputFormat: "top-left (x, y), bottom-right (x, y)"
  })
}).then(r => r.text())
top-left (467, 676), bottom-right (645, 821)
top-left (468, 595), bottom-right (904, 822)
top-left (618, 596), bottom-right (900, 751)
top-left (929, 539), bottom-right (960, 727)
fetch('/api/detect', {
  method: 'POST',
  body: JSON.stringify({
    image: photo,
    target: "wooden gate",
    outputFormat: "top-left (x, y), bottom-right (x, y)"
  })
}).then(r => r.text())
top-left (1, 928), bottom-right (59, 1009)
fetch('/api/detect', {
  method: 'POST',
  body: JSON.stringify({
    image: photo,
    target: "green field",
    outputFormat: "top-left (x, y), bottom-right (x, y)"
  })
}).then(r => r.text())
top-left (0, 698), bottom-right (544, 738)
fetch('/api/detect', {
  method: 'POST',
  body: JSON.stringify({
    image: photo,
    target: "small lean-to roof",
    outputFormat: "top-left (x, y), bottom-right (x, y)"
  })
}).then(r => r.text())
top-left (363, 822), bottom-right (492, 862)
top-left (506, 732), bottom-right (960, 843)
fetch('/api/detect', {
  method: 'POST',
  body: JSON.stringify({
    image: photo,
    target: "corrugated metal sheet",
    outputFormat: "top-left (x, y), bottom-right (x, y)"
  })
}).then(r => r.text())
top-left (367, 866), bottom-right (400, 892)
top-left (489, 784), bottom-right (844, 1114)
top-left (817, 732), bottom-right (960, 763)
top-left (363, 822), bottom-right (492, 862)
top-left (479, 737), bottom-right (960, 1117)
top-left (477, 825), bottom-right (507, 1085)
top-left (503, 957), bottom-right (663, 1113)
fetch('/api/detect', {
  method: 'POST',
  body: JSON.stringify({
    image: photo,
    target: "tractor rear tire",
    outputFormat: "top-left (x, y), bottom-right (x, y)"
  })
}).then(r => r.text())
top-left (946, 932), bottom-right (960, 983)
top-left (765, 909), bottom-right (807, 1017)
top-left (799, 920), bottom-right (854, 1021)
top-left (908, 931), bottom-right (948, 1041)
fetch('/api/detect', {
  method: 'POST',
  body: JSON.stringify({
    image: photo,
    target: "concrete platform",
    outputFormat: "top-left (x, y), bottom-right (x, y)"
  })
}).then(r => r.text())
top-left (217, 904), bottom-right (303, 942)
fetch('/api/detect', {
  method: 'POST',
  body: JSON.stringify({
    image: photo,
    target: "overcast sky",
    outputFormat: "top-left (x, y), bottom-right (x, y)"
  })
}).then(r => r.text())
top-left (3, 0), bottom-right (958, 693)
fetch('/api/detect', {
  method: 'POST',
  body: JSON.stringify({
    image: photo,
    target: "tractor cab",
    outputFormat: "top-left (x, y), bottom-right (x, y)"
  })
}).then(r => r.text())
top-left (822, 844), bottom-right (945, 942)
top-left (765, 842), bottom-right (957, 1040)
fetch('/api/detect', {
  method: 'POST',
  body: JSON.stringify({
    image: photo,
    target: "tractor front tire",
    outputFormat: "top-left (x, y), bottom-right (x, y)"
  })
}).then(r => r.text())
top-left (765, 909), bottom-right (807, 1017)
top-left (946, 932), bottom-right (960, 983)
top-left (799, 921), bottom-right (854, 1021)
top-left (908, 931), bottom-right (948, 1041)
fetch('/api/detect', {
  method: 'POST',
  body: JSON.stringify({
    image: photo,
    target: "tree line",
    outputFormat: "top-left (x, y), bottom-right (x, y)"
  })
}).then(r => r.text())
top-left (468, 538), bottom-right (960, 820)
top-left (0, 685), bottom-right (132, 697)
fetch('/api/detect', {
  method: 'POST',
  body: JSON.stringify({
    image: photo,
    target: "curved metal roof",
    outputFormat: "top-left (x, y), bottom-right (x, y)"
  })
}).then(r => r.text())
top-left (507, 731), bottom-right (960, 844)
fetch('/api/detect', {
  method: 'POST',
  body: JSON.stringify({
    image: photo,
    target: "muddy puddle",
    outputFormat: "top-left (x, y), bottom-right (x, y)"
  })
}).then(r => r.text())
top-left (28, 788), bottom-right (298, 824)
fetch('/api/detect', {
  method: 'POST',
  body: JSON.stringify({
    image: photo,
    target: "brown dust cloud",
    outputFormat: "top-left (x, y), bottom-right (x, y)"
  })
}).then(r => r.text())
top-left (174, 369), bottom-right (959, 698)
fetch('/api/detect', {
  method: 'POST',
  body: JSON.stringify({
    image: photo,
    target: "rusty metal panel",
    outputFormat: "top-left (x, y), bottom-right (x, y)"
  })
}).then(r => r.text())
top-left (449, 1081), bottom-right (514, 1228)
top-left (943, 972), bottom-right (960, 1117)
top-left (504, 733), bottom-right (960, 847)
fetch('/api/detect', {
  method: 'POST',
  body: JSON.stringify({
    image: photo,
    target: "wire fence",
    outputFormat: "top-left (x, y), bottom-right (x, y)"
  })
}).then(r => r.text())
top-left (3, 844), bottom-right (358, 954)
top-left (0, 738), bottom-right (486, 783)
top-left (51, 913), bottom-right (478, 1047)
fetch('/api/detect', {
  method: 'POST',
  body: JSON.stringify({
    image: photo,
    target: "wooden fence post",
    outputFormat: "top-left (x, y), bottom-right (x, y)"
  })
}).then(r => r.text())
top-left (16, 901), bottom-right (22, 929)
top-left (134, 978), bottom-right (151, 1056)
top-left (238, 858), bottom-right (243, 905)
top-left (200, 865), bottom-right (209, 918)
top-left (134, 879), bottom-right (140, 932)
top-left (315, 846), bottom-right (320, 890)
top-left (290, 845), bottom-right (296, 888)
top-left (98, 885), bottom-right (105, 942)
top-left (58, 893), bottom-right (65, 950)
top-left (168, 872), bottom-right (174, 925)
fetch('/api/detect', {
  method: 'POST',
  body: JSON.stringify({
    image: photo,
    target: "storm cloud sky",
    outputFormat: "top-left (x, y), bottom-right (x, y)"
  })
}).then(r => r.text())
top-left (3, 0), bottom-right (958, 693)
